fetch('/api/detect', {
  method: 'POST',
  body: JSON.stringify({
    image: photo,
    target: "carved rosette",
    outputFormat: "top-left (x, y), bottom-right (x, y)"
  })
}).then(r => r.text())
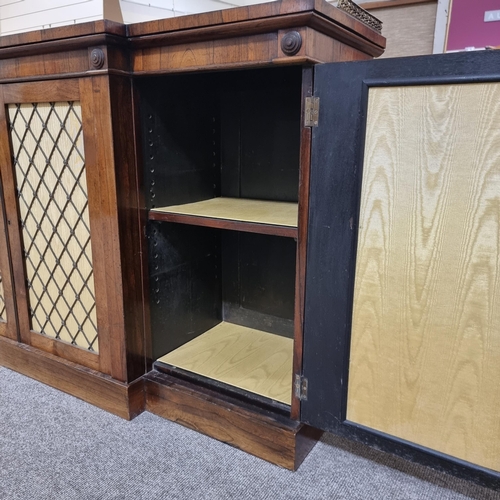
top-left (281, 31), bottom-right (302, 57)
top-left (90, 48), bottom-right (105, 69)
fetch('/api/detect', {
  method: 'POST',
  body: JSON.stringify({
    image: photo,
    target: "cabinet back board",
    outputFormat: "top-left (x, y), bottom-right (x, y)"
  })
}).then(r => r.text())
top-left (138, 66), bottom-right (302, 210)
top-left (149, 223), bottom-right (296, 360)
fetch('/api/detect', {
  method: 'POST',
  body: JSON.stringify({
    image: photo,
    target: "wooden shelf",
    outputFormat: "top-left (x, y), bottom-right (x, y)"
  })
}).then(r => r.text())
top-left (156, 322), bottom-right (293, 405)
top-left (149, 197), bottom-right (298, 238)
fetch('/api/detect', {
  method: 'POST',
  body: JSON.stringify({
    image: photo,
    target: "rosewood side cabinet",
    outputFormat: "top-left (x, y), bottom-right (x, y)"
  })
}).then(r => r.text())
top-left (0, 0), bottom-right (499, 487)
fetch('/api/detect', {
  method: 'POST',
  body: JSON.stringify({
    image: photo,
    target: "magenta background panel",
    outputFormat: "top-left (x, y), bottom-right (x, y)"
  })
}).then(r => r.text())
top-left (446, 0), bottom-right (500, 51)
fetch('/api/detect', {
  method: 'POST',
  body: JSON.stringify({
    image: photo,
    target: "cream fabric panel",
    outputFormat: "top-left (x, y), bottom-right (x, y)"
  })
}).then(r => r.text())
top-left (8, 102), bottom-right (98, 353)
top-left (0, 272), bottom-right (6, 321)
top-left (347, 83), bottom-right (500, 472)
top-left (158, 322), bottom-right (293, 405)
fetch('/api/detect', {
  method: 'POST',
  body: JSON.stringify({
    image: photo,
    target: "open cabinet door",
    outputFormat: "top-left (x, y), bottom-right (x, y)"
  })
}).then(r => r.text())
top-left (302, 50), bottom-right (500, 484)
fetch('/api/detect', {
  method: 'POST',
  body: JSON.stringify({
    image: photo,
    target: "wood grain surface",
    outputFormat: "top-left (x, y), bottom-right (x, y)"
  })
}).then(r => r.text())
top-left (290, 67), bottom-right (314, 420)
top-left (158, 322), bottom-right (293, 405)
top-left (132, 33), bottom-right (278, 75)
top-left (145, 370), bottom-right (318, 470)
top-left (347, 83), bottom-right (500, 472)
top-left (0, 335), bottom-right (144, 420)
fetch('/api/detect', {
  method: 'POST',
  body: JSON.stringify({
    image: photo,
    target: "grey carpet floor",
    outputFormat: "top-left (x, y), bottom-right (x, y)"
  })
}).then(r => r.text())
top-left (0, 366), bottom-right (499, 500)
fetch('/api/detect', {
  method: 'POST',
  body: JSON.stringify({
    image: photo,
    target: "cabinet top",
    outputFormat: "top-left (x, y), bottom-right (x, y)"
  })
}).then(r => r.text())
top-left (0, 0), bottom-right (384, 49)
top-left (127, 0), bottom-right (383, 43)
top-left (0, 0), bottom-right (385, 81)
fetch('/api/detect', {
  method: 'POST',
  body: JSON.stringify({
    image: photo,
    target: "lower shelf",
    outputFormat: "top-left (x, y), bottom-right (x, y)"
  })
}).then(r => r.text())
top-left (156, 322), bottom-right (293, 405)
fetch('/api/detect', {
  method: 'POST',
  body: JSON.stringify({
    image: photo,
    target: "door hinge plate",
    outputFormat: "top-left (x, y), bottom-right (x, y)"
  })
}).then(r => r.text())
top-left (305, 97), bottom-right (320, 127)
top-left (294, 374), bottom-right (308, 401)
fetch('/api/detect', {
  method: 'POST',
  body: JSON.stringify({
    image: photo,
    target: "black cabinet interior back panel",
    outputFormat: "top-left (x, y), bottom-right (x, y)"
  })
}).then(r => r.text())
top-left (149, 224), bottom-right (296, 358)
top-left (139, 74), bottom-right (220, 210)
top-left (148, 222), bottom-right (222, 359)
top-left (222, 232), bottom-right (296, 337)
top-left (219, 68), bottom-right (302, 201)
top-left (140, 66), bottom-right (302, 358)
top-left (138, 66), bottom-right (302, 209)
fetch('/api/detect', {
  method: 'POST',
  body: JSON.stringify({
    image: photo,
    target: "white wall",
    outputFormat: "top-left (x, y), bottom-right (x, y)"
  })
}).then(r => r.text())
top-left (0, 0), bottom-right (271, 35)
top-left (119, 0), bottom-right (271, 23)
top-left (0, 0), bottom-right (102, 36)
top-left (433, 0), bottom-right (451, 53)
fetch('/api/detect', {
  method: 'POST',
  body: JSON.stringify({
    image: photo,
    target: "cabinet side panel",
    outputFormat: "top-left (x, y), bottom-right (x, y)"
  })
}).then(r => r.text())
top-left (138, 75), bottom-right (219, 210)
top-left (7, 101), bottom-right (98, 353)
top-left (347, 83), bottom-right (500, 472)
top-left (148, 222), bottom-right (222, 359)
top-left (0, 174), bottom-right (16, 340)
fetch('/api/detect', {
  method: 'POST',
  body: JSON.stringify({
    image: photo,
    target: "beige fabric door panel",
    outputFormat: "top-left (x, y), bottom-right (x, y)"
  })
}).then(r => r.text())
top-left (348, 83), bottom-right (500, 472)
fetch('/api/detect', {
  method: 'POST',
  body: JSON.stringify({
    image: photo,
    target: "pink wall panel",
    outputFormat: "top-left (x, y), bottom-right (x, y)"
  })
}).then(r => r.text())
top-left (446, 0), bottom-right (500, 51)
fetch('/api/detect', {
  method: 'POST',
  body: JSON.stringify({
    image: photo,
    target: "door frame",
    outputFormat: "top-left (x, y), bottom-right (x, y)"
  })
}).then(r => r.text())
top-left (301, 49), bottom-right (500, 489)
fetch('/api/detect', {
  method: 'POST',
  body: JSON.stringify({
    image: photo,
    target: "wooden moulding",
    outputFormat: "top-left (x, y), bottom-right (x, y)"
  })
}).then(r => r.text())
top-left (145, 370), bottom-right (322, 470)
top-left (0, 20), bottom-right (125, 49)
top-left (0, 336), bottom-right (145, 420)
top-left (0, 0), bottom-right (385, 83)
top-left (130, 20), bottom-right (383, 75)
top-left (127, 0), bottom-right (385, 53)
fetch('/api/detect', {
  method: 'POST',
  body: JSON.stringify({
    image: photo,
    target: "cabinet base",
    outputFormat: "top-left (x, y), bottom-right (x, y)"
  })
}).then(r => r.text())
top-left (0, 336), bottom-right (145, 420)
top-left (144, 370), bottom-right (322, 470)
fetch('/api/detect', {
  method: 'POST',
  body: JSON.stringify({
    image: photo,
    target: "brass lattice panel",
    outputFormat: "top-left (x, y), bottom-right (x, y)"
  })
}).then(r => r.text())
top-left (0, 272), bottom-right (6, 321)
top-left (8, 102), bottom-right (98, 352)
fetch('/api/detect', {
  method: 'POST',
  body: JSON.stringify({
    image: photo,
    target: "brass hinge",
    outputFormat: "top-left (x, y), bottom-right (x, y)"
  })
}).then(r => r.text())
top-left (294, 374), bottom-right (308, 401)
top-left (304, 97), bottom-right (320, 127)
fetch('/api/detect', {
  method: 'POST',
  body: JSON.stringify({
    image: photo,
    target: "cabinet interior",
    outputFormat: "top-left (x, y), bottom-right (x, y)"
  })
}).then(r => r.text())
top-left (138, 66), bottom-right (302, 407)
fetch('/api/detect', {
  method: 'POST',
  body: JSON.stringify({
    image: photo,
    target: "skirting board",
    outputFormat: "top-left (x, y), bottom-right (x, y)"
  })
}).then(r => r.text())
top-left (0, 336), bottom-right (145, 420)
top-left (144, 370), bottom-right (322, 470)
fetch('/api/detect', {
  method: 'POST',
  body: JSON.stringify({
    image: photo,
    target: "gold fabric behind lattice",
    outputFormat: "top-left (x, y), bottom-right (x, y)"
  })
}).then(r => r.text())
top-left (8, 102), bottom-right (98, 352)
top-left (0, 272), bottom-right (6, 321)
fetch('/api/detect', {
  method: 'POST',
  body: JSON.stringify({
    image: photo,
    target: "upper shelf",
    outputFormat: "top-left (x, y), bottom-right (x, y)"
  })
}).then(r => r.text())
top-left (149, 197), bottom-right (298, 238)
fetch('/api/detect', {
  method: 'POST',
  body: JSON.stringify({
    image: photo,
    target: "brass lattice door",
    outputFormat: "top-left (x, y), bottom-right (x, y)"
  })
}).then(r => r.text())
top-left (8, 101), bottom-right (99, 354)
top-left (0, 79), bottom-right (129, 377)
